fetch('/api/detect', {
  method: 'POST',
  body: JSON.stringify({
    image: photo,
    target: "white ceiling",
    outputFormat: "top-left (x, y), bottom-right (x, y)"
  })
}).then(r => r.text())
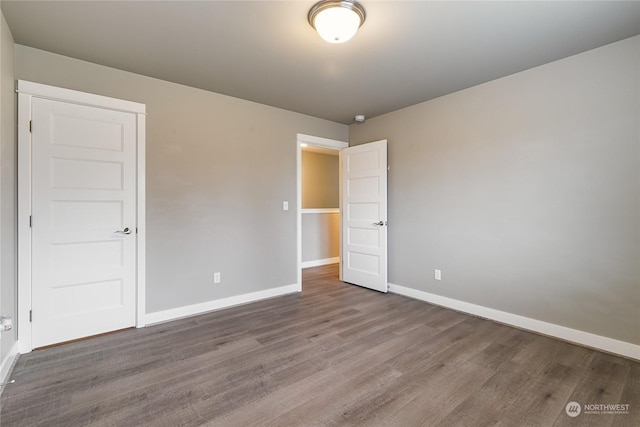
top-left (3, 1), bottom-right (639, 124)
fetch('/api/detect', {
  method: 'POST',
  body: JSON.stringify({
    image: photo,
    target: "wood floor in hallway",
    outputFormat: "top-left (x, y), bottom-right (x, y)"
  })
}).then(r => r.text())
top-left (1, 264), bottom-right (638, 426)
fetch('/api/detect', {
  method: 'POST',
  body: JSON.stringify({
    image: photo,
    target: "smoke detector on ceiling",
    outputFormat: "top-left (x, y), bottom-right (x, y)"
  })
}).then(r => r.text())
top-left (354, 114), bottom-right (366, 123)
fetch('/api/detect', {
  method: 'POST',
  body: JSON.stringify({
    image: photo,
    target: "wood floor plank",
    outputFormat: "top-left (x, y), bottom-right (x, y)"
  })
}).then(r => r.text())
top-left (494, 361), bottom-right (586, 427)
top-left (216, 330), bottom-right (417, 426)
top-left (1, 264), bottom-right (638, 426)
top-left (363, 358), bottom-right (496, 426)
top-left (553, 352), bottom-right (632, 427)
top-left (613, 361), bottom-right (640, 427)
top-left (434, 360), bottom-right (534, 426)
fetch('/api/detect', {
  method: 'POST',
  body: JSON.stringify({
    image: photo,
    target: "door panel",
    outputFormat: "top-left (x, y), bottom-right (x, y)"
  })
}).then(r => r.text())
top-left (51, 158), bottom-right (124, 190)
top-left (341, 140), bottom-right (388, 292)
top-left (31, 98), bottom-right (136, 348)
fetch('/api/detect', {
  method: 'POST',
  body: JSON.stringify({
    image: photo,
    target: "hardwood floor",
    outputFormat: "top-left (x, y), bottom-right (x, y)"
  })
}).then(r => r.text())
top-left (1, 264), bottom-right (638, 426)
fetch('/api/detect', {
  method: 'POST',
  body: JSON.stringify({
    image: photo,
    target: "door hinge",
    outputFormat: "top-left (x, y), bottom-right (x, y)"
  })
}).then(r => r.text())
top-left (29, 120), bottom-right (32, 133)
top-left (29, 310), bottom-right (32, 322)
top-left (29, 215), bottom-right (32, 228)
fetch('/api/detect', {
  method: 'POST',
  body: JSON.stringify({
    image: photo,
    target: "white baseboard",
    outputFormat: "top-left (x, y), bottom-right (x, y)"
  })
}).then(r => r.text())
top-left (388, 283), bottom-right (640, 361)
top-left (0, 341), bottom-right (20, 397)
top-left (302, 257), bottom-right (339, 269)
top-left (145, 284), bottom-right (300, 325)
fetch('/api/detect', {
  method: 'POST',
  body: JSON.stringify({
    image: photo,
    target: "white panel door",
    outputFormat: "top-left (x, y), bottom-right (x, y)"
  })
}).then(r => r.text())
top-left (31, 97), bottom-right (137, 348)
top-left (342, 140), bottom-right (388, 292)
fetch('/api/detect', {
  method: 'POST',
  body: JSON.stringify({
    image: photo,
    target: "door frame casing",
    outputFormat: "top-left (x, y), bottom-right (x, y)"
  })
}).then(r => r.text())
top-left (17, 80), bottom-right (146, 353)
top-left (296, 134), bottom-right (348, 290)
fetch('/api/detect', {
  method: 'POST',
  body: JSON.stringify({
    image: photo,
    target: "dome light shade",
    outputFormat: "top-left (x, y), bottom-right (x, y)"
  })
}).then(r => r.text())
top-left (308, 1), bottom-right (366, 44)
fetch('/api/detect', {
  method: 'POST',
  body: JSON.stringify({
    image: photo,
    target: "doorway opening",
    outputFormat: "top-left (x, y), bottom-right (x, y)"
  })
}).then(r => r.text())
top-left (296, 134), bottom-right (348, 291)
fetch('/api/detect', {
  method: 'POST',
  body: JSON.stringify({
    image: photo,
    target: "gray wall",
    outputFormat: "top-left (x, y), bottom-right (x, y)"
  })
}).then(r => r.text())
top-left (301, 150), bottom-right (339, 208)
top-left (302, 212), bottom-right (340, 263)
top-left (15, 45), bottom-right (348, 314)
top-left (0, 12), bottom-right (16, 364)
top-left (350, 36), bottom-right (640, 345)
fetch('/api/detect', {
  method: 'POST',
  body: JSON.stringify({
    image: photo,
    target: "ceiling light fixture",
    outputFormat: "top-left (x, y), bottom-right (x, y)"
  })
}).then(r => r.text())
top-left (308, 0), bottom-right (366, 44)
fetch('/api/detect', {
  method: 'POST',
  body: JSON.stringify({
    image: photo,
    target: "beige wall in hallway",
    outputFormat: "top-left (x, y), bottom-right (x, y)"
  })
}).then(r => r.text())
top-left (301, 150), bottom-right (339, 209)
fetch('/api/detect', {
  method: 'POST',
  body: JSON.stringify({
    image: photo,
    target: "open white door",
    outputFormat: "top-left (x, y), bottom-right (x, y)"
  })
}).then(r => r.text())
top-left (341, 140), bottom-right (388, 292)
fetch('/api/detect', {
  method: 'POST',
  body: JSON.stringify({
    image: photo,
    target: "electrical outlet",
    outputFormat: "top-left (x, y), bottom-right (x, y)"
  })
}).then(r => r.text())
top-left (435, 269), bottom-right (442, 281)
top-left (214, 272), bottom-right (221, 284)
top-left (283, 201), bottom-right (289, 211)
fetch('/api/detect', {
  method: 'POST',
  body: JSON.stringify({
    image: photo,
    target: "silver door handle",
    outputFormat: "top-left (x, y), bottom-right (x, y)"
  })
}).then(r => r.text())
top-left (115, 227), bottom-right (132, 235)
top-left (373, 221), bottom-right (386, 226)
